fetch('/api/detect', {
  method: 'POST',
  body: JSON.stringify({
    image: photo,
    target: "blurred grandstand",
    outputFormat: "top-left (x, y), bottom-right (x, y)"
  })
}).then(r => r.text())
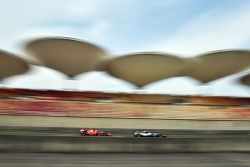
top-left (0, 37), bottom-right (249, 130)
top-left (0, 87), bottom-right (249, 130)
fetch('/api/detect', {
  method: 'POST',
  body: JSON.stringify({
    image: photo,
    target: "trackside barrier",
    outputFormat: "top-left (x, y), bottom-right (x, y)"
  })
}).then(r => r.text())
top-left (0, 135), bottom-right (250, 153)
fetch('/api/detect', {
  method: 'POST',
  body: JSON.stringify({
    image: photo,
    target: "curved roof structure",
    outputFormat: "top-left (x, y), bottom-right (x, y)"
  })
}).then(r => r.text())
top-left (178, 58), bottom-right (199, 76)
top-left (94, 57), bottom-right (115, 71)
top-left (25, 37), bottom-right (107, 77)
top-left (21, 53), bottom-right (44, 66)
top-left (99, 52), bottom-right (184, 87)
top-left (188, 50), bottom-right (250, 83)
top-left (0, 50), bottom-right (29, 80)
top-left (240, 74), bottom-right (250, 86)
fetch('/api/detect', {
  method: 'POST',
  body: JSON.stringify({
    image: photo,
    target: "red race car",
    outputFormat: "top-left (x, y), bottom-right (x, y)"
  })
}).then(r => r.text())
top-left (80, 128), bottom-right (112, 136)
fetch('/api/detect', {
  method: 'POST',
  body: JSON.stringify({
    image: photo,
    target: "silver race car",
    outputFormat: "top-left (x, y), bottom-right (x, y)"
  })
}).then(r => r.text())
top-left (134, 130), bottom-right (163, 137)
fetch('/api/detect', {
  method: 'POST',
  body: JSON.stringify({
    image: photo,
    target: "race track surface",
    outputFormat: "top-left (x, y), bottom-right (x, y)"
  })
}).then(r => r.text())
top-left (0, 153), bottom-right (249, 167)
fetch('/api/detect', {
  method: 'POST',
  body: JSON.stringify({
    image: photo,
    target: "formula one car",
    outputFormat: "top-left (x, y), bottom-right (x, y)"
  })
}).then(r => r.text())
top-left (134, 130), bottom-right (163, 137)
top-left (80, 128), bottom-right (112, 136)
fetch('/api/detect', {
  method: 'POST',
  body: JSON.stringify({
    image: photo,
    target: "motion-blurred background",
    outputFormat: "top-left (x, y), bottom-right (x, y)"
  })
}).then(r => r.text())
top-left (0, 0), bottom-right (250, 166)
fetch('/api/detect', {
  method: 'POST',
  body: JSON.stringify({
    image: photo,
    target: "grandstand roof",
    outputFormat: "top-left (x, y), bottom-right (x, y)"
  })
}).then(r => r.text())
top-left (187, 50), bottom-right (250, 83)
top-left (25, 37), bottom-right (107, 77)
top-left (0, 50), bottom-right (29, 80)
top-left (98, 52), bottom-right (184, 87)
top-left (240, 73), bottom-right (250, 86)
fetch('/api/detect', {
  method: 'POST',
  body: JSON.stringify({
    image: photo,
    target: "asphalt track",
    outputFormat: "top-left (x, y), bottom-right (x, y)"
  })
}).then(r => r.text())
top-left (0, 153), bottom-right (249, 167)
top-left (0, 133), bottom-right (250, 140)
top-left (1, 132), bottom-right (250, 138)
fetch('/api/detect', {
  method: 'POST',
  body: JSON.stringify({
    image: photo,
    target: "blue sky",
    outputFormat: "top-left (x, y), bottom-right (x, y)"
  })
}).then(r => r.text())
top-left (0, 0), bottom-right (250, 96)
